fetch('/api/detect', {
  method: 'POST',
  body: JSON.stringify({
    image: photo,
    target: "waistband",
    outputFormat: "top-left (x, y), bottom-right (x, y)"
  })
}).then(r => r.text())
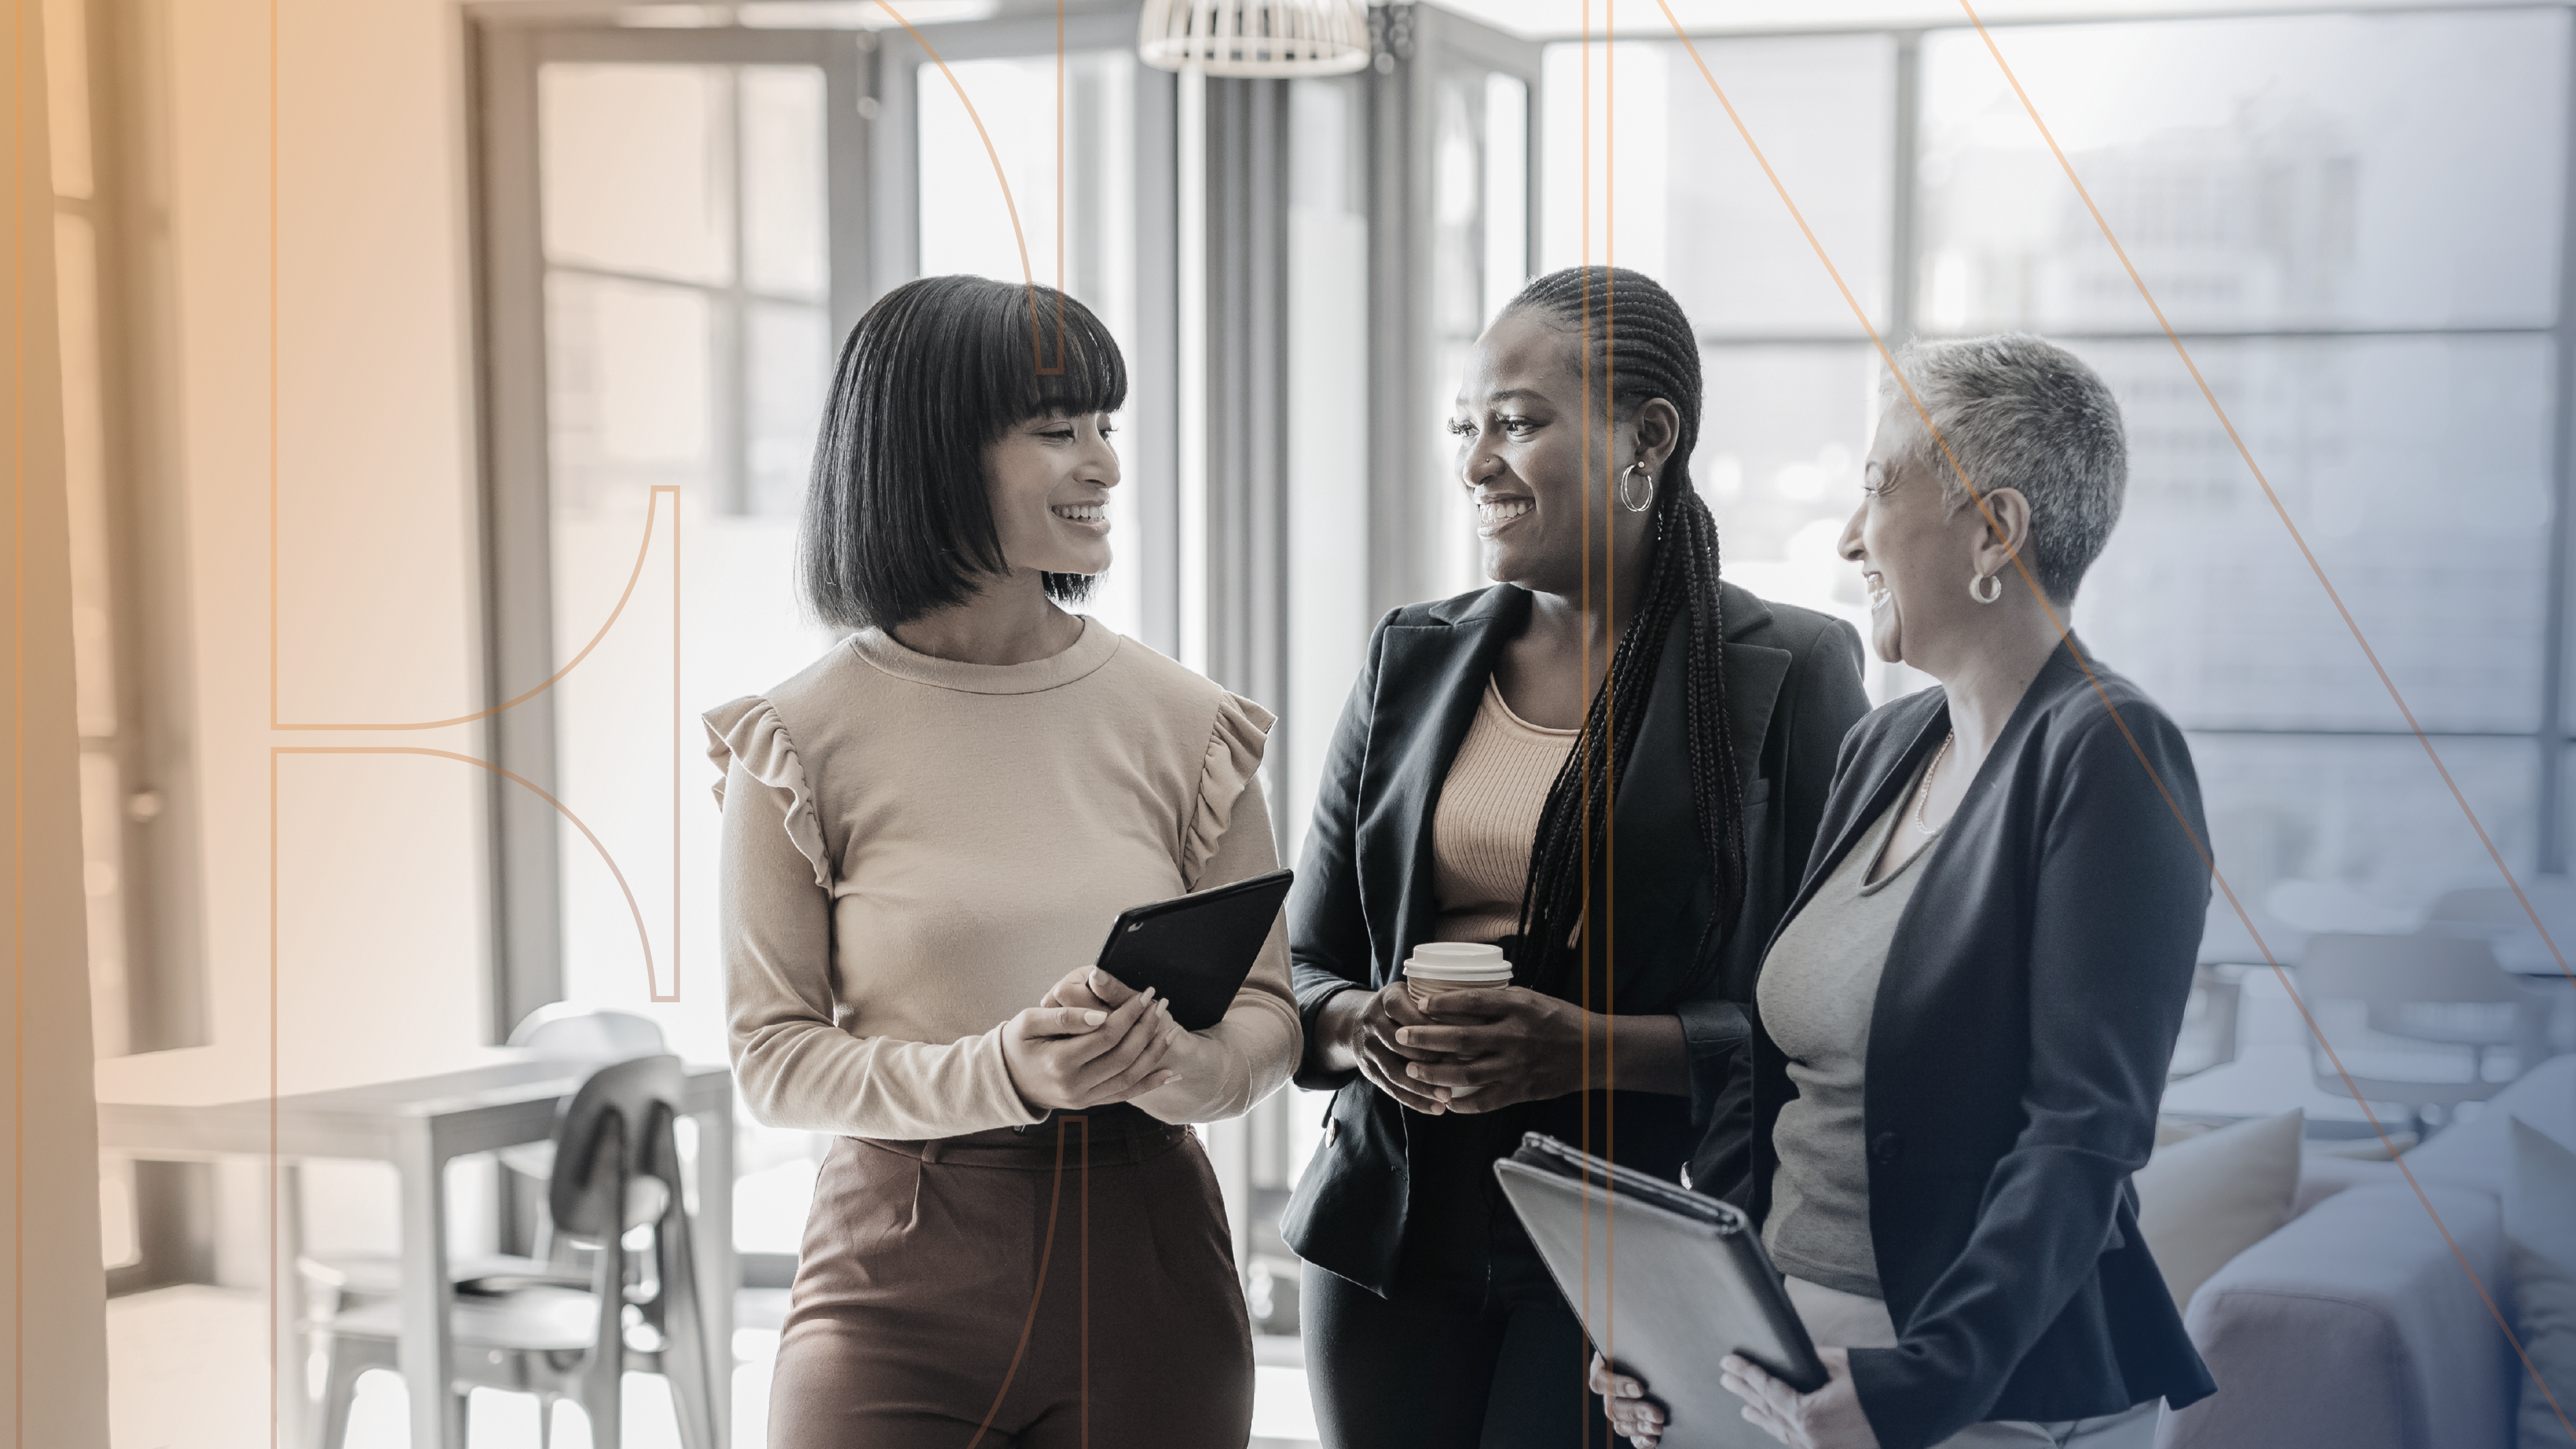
top-left (855, 1103), bottom-right (1189, 1168)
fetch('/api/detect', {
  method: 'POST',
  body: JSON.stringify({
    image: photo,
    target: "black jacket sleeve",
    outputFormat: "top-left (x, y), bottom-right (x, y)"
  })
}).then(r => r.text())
top-left (1847, 705), bottom-right (2210, 1446)
top-left (1779, 618), bottom-right (1871, 891)
top-left (1286, 611), bottom-right (1394, 1093)
top-left (1679, 615), bottom-right (1872, 1167)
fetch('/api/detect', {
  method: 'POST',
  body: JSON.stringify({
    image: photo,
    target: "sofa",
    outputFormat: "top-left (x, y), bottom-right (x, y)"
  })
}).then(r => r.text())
top-left (2156, 1053), bottom-right (2576, 1449)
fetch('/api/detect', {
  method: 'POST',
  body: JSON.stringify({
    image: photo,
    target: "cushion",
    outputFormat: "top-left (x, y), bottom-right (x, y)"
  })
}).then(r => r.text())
top-left (2166, 1183), bottom-right (2513, 1449)
top-left (2292, 1151), bottom-right (2399, 1218)
top-left (2155, 1116), bottom-right (2220, 1148)
top-left (2134, 1108), bottom-right (2303, 1314)
top-left (2508, 1116), bottom-right (2576, 1449)
top-left (2309, 1129), bottom-right (2419, 1161)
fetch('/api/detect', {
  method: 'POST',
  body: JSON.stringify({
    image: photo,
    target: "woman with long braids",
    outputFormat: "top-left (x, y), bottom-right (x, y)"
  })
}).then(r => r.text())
top-left (1280, 267), bottom-right (1871, 1448)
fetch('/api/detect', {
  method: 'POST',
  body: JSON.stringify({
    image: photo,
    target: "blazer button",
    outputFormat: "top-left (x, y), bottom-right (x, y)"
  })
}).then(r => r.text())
top-left (1870, 1132), bottom-right (1904, 1164)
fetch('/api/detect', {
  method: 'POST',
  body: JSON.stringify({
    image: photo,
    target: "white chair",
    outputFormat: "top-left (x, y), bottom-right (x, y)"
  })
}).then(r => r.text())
top-left (2168, 964), bottom-right (2243, 1081)
top-left (2298, 933), bottom-right (2554, 1138)
top-left (2422, 875), bottom-right (2576, 930)
top-left (500, 1006), bottom-right (670, 1234)
top-left (296, 1006), bottom-right (670, 1311)
top-left (310, 1055), bottom-right (720, 1449)
top-left (2421, 878), bottom-right (2576, 981)
top-left (2264, 878), bottom-right (2419, 935)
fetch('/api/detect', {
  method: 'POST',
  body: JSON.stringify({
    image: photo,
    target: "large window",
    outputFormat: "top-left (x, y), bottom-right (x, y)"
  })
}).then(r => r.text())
top-left (1541, 6), bottom-right (2574, 1119)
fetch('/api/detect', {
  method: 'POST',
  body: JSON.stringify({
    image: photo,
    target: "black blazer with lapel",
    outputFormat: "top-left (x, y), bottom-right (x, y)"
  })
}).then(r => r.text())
top-left (1279, 582), bottom-right (1869, 1299)
top-left (1736, 639), bottom-right (2219, 1449)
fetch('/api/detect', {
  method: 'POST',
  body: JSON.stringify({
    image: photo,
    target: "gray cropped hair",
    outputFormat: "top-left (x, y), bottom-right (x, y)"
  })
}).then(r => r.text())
top-left (1880, 333), bottom-right (2127, 603)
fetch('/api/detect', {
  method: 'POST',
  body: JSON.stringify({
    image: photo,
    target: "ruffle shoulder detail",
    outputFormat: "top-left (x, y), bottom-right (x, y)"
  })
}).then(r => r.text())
top-left (1182, 692), bottom-right (1277, 889)
top-left (703, 696), bottom-right (832, 889)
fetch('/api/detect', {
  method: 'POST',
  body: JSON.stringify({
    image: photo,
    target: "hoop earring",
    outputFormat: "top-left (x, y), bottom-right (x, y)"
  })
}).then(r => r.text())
top-left (1969, 572), bottom-right (2003, 604)
top-left (1618, 463), bottom-right (1656, 513)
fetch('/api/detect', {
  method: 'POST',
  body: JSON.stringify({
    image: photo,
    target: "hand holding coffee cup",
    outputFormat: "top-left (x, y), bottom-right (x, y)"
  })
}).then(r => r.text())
top-left (1394, 947), bottom-right (1594, 1112)
top-left (1402, 942), bottom-right (1516, 1010)
top-left (1336, 978), bottom-right (1450, 1115)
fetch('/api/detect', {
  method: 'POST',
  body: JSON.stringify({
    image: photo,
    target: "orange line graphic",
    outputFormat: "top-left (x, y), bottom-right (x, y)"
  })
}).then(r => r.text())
top-left (277, 747), bottom-right (671, 1002)
top-left (1576, 12), bottom-right (1597, 1435)
top-left (867, 0), bottom-right (1065, 372)
top-left (13, 0), bottom-right (31, 1432)
top-left (967, 1114), bottom-right (1090, 1448)
top-left (1650, 6), bottom-right (2574, 1435)
top-left (1945, 4), bottom-right (2575, 1433)
top-left (265, 0), bottom-right (281, 1437)
top-left (277, 491), bottom-right (680, 736)
top-left (276, 487), bottom-right (679, 733)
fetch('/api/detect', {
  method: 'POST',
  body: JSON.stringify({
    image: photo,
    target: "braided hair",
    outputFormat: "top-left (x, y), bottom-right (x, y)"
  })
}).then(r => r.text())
top-left (1506, 267), bottom-right (1750, 1001)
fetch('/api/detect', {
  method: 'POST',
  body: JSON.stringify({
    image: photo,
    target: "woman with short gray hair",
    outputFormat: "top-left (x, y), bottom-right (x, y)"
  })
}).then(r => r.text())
top-left (1592, 334), bottom-right (2219, 1449)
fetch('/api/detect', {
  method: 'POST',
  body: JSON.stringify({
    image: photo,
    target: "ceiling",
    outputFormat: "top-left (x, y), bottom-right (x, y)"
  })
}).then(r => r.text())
top-left (1458, 0), bottom-right (2546, 40)
top-left (534, 0), bottom-right (2555, 41)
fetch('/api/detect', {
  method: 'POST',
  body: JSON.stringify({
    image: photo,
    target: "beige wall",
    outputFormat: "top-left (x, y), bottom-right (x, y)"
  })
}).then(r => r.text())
top-left (146, 0), bottom-right (497, 1103)
top-left (8, 0), bottom-right (117, 1439)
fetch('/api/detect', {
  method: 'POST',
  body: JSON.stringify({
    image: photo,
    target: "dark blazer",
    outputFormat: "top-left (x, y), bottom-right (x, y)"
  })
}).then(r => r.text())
top-left (1279, 582), bottom-right (1869, 1299)
top-left (1729, 639), bottom-right (2219, 1449)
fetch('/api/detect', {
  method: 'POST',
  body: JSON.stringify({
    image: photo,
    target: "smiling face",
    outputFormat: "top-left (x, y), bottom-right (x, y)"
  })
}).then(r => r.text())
top-left (982, 410), bottom-right (1120, 582)
top-left (1841, 402), bottom-right (1994, 667)
top-left (1449, 309), bottom-right (1665, 598)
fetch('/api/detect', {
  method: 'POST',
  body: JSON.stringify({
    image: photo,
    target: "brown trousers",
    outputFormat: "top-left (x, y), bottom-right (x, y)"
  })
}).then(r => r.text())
top-left (767, 1110), bottom-right (1254, 1448)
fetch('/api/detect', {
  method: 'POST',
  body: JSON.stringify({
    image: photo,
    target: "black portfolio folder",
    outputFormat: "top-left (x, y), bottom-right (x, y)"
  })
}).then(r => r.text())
top-left (1494, 1132), bottom-right (1828, 1448)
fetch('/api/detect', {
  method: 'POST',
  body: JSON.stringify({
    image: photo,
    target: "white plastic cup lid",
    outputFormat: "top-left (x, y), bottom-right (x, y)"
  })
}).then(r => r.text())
top-left (1403, 942), bottom-right (1512, 981)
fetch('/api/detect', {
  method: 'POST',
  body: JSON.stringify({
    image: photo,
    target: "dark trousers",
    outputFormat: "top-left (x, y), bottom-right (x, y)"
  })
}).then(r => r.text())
top-left (768, 1111), bottom-right (1252, 1448)
top-left (1302, 1255), bottom-right (1618, 1449)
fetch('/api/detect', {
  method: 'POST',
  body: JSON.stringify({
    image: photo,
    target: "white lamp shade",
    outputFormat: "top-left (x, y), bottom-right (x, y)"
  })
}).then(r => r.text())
top-left (1138, 0), bottom-right (1372, 77)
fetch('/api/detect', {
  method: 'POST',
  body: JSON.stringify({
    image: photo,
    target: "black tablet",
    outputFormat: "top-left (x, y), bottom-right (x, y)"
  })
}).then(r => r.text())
top-left (1091, 869), bottom-right (1294, 1031)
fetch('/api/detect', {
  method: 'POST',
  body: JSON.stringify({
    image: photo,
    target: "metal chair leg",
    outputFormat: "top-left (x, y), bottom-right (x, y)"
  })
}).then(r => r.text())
top-left (312, 1339), bottom-right (368, 1449)
top-left (655, 1214), bottom-right (720, 1449)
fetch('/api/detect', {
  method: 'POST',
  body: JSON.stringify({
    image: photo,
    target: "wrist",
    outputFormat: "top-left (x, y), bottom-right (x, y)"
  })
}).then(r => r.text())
top-left (996, 1031), bottom-right (1054, 1115)
top-left (1573, 1007), bottom-right (1618, 1092)
top-left (1314, 986), bottom-right (1369, 1072)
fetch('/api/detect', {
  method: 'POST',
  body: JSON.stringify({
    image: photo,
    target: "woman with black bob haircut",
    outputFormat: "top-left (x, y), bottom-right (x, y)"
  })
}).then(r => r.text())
top-left (708, 274), bottom-right (1300, 1447)
top-left (1278, 266), bottom-right (1871, 1447)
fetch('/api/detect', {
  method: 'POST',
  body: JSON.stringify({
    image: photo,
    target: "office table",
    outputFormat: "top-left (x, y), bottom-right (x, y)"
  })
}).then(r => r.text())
top-left (97, 1059), bottom-right (735, 1449)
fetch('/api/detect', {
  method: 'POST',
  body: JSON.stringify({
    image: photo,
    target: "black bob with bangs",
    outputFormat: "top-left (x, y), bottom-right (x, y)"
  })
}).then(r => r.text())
top-left (799, 274), bottom-right (1128, 631)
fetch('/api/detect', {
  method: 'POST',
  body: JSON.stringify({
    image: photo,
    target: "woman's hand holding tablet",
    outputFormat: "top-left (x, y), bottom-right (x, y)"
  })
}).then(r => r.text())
top-left (1590, 1348), bottom-right (1883, 1449)
top-left (998, 980), bottom-right (1181, 1112)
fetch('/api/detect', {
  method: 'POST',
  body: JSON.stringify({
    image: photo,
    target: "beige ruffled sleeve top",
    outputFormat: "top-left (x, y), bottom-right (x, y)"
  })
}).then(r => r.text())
top-left (704, 619), bottom-right (1301, 1141)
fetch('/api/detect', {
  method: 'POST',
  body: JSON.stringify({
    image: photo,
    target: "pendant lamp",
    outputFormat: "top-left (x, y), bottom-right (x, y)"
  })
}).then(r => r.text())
top-left (1138, 0), bottom-right (1372, 76)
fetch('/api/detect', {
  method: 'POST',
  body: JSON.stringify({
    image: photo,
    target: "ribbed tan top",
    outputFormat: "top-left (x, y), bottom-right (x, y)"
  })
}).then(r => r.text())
top-left (1429, 677), bottom-right (1580, 946)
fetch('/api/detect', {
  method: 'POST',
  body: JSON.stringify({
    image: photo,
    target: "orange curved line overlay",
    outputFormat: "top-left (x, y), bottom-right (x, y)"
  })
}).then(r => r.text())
top-left (1651, 6), bottom-right (2573, 1435)
top-left (276, 486), bottom-right (675, 733)
top-left (869, 0), bottom-right (1065, 373)
top-left (966, 1115), bottom-right (1087, 1447)
top-left (278, 746), bottom-right (669, 1002)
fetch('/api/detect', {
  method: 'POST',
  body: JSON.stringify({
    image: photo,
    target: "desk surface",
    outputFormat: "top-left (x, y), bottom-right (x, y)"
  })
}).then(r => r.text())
top-left (98, 1058), bottom-right (732, 1162)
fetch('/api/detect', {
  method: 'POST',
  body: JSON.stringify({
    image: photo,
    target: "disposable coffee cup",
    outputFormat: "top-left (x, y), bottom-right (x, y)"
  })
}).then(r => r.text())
top-left (1404, 942), bottom-right (1513, 1009)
